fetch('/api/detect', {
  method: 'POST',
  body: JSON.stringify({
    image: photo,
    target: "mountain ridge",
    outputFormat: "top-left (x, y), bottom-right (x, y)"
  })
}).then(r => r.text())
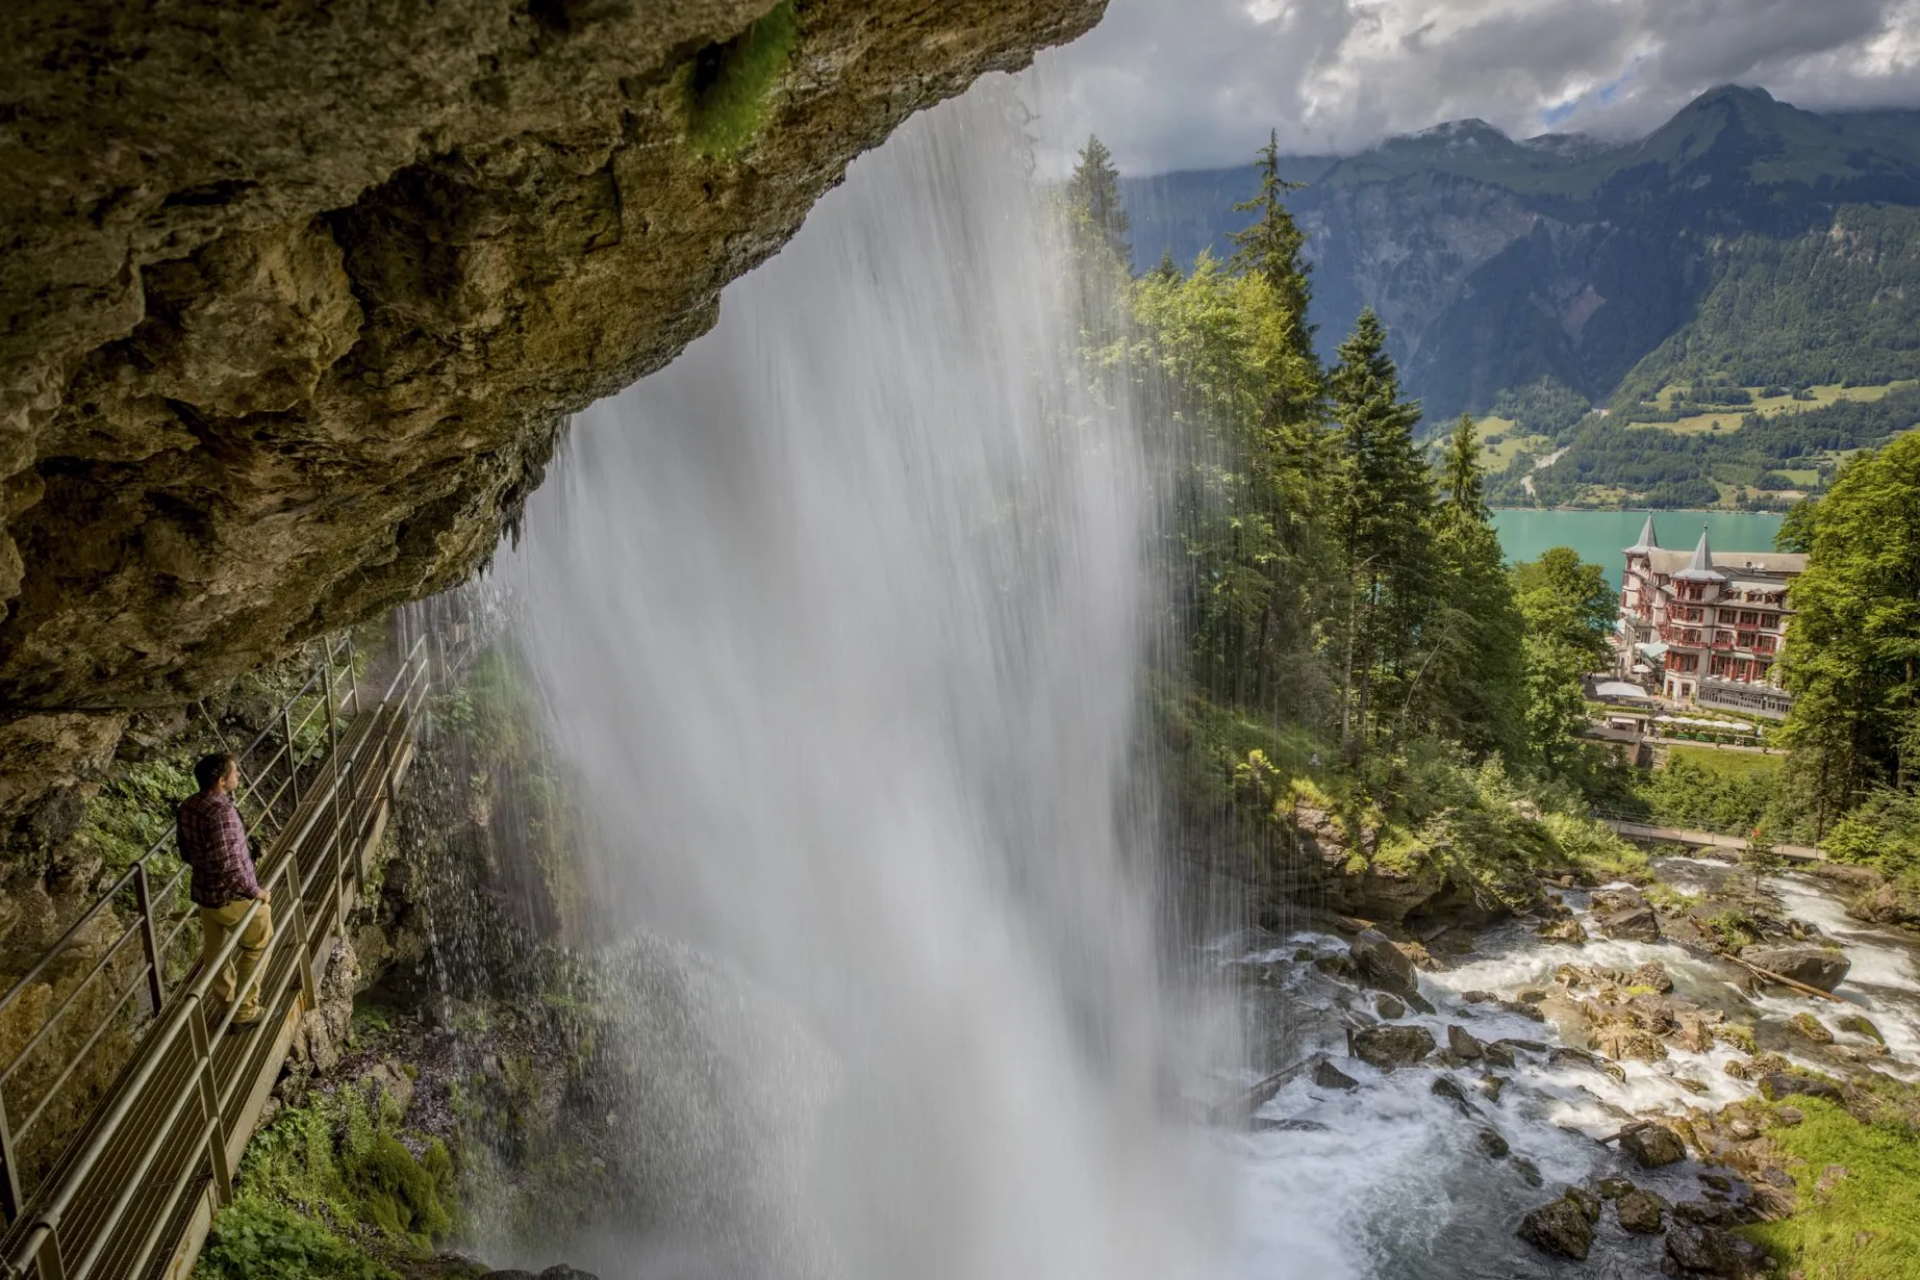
top-left (1120, 85), bottom-right (1920, 427)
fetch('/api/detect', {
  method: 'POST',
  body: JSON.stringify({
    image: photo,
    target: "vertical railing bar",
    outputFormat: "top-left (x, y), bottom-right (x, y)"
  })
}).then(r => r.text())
top-left (185, 1001), bottom-right (233, 1209)
top-left (133, 864), bottom-right (167, 1016)
top-left (0, 1084), bottom-right (21, 1226)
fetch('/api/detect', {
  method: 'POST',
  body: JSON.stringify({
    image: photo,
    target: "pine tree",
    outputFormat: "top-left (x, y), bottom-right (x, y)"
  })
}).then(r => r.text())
top-left (1328, 309), bottom-right (1433, 751)
top-left (1228, 131), bottom-right (1313, 367)
top-left (1066, 134), bottom-right (1131, 264)
top-left (1421, 415), bottom-right (1526, 755)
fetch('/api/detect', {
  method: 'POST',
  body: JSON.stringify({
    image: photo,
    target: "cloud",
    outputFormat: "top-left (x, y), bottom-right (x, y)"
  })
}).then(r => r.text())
top-left (1022, 0), bottom-right (1920, 173)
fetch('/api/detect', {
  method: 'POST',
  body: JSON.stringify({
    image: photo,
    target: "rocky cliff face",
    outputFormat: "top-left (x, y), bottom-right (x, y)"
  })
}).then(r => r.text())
top-left (0, 0), bottom-right (1105, 856)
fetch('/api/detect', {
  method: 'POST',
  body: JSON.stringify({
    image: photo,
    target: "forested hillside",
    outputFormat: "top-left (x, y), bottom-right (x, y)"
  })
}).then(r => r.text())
top-left (1121, 86), bottom-right (1920, 442)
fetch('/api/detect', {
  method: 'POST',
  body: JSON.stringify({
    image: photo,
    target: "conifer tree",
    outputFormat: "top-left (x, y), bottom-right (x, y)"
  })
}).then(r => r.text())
top-left (1328, 309), bottom-right (1433, 751)
top-left (1066, 134), bottom-right (1131, 264)
top-left (1422, 415), bottom-right (1526, 755)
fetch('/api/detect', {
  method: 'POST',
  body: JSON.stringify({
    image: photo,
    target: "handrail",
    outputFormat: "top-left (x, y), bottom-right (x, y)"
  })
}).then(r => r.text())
top-left (0, 634), bottom-right (430, 1280)
top-left (0, 635), bottom-right (363, 1226)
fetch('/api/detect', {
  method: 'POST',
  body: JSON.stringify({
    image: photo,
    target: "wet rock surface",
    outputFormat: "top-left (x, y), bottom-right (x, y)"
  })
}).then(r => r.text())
top-left (1740, 942), bottom-right (1851, 992)
top-left (1349, 1023), bottom-right (1436, 1070)
top-left (1517, 1193), bottom-right (1596, 1260)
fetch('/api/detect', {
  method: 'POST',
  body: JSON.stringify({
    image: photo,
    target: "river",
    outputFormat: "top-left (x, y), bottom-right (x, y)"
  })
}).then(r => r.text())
top-left (1491, 510), bottom-right (1787, 590)
top-left (1232, 858), bottom-right (1920, 1278)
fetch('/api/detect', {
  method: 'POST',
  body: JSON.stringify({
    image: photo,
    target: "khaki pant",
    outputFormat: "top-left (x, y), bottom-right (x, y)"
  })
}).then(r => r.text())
top-left (200, 898), bottom-right (273, 1022)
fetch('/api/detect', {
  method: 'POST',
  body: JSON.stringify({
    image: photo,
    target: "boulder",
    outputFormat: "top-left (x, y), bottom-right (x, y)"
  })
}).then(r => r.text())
top-left (1475, 1129), bottom-right (1510, 1159)
top-left (1517, 1195), bottom-right (1595, 1261)
top-left (1597, 902), bottom-right (1660, 942)
top-left (1625, 961), bottom-right (1674, 993)
top-left (1312, 1060), bottom-right (1359, 1091)
top-left (1373, 993), bottom-right (1406, 1021)
top-left (1536, 918), bottom-right (1588, 944)
top-left (1835, 1013), bottom-right (1884, 1043)
top-left (1674, 1011), bottom-right (1717, 1054)
top-left (1350, 1024), bottom-right (1435, 1071)
top-left (1786, 1012), bottom-right (1833, 1045)
top-left (1478, 1075), bottom-right (1507, 1102)
top-left (1350, 930), bottom-right (1420, 1000)
top-left (1563, 1186), bottom-right (1601, 1224)
top-left (1738, 944), bottom-right (1850, 993)
top-left (1446, 1025), bottom-right (1484, 1060)
top-left (1481, 1041), bottom-right (1516, 1068)
top-left (1597, 1178), bottom-right (1636, 1200)
top-left (1664, 1224), bottom-right (1767, 1277)
top-left (1430, 1075), bottom-right (1479, 1118)
top-left (1616, 1188), bottom-right (1666, 1234)
top-left (1758, 1072), bottom-right (1845, 1105)
top-left (1621, 1124), bottom-right (1687, 1169)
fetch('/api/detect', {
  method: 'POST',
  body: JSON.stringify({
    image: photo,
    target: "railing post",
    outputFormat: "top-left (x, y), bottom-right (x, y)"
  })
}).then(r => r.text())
top-left (32, 1226), bottom-right (66, 1280)
top-left (133, 863), bottom-right (167, 1016)
top-left (283, 706), bottom-right (301, 808)
top-left (322, 654), bottom-right (339, 754)
top-left (292, 892), bottom-right (318, 1009)
top-left (184, 1006), bottom-right (233, 1206)
top-left (0, 1085), bottom-right (20, 1226)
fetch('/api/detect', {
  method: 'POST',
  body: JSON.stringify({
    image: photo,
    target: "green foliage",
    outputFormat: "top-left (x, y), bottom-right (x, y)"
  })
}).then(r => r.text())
top-left (74, 756), bottom-right (196, 870)
top-left (1488, 377), bottom-right (1592, 437)
top-left (1067, 135), bottom-right (1131, 264)
top-left (684, 1), bottom-right (796, 157)
top-left (199, 1084), bottom-right (460, 1277)
top-left (1743, 1093), bottom-right (1920, 1279)
top-left (1779, 432), bottom-right (1920, 833)
top-left (195, 1195), bottom-right (398, 1280)
top-left (1526, 384), bottom-right (1920, 508)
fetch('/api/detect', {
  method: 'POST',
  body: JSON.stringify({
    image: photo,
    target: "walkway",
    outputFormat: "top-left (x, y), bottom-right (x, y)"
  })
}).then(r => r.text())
top-left (0, 637), bottom-right (430, 1280)
top-left (1597, 817), bottom-right (1823, 863)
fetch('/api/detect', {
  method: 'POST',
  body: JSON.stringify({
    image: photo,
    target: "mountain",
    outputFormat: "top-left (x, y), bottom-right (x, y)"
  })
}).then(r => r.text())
top-left (1121, 86), bottom-right (1920, 428)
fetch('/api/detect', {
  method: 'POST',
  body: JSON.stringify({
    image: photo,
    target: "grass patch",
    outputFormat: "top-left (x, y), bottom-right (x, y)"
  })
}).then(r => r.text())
top-left (1744, 1095), bottom-right (1920, 1280)
top-left (685, 1), bottom-right (796, 157)
top-left (1664, 745), bottom-right (1785, 782)
top-left (195, 1195), bottom-right (397, 1280)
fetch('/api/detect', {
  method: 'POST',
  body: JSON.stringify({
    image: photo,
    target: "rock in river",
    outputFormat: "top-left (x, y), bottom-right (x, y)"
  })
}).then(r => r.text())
top-left (1518, 1193), bottom-right (1597, 1260)
top-left (1616, 1188), bottom-right (1667, 1234)
top-left (1312, 1059), bottom-right (1359, 1091)
top-left (1621, 1124), bottom-right (1687, 1169)
top-left (1351, 929), bottom-right (1420, 1000)
top-left (1350, 1024), bottom-right (1435, 1071)
top-left (1446, 1024), bottom-right (1484, 1059)
top-left (1738, 943), bottom-right (1850, 993)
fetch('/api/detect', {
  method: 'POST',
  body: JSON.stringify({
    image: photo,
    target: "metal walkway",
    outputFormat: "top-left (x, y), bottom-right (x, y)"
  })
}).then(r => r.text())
top-left (0, 637), bottom-right (430, 1280)
top-left (1596, 816), bottom-right (1824, 862)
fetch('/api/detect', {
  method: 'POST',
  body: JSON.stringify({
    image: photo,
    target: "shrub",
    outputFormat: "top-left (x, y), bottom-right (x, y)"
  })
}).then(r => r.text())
top-left (195, 1195), bottom-right (396, 1280)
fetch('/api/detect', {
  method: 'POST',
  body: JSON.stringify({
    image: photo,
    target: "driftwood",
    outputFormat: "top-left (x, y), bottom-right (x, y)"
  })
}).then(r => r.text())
top-left (1725, 953), bottom-right (1845, 1003)
top-left (1208, 1059), bottom-right (1312, 1126)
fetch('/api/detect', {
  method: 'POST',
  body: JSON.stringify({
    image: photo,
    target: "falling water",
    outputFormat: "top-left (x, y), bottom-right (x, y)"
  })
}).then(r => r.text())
top-left (509, 84), bottom-right (1230, 1279)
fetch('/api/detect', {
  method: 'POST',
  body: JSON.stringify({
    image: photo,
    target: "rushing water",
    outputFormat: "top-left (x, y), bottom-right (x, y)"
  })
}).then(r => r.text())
top-left (510, 85), bottom-right (1230, 1279)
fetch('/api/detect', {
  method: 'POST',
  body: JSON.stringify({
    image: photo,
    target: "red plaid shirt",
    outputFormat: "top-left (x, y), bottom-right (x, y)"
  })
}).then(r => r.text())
top-left (177, 791), bottom-right (260, 907)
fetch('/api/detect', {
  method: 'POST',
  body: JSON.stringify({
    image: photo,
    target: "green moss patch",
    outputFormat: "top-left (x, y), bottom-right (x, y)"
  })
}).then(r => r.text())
top-left (196, 1086), bottom-right (457, 1278)
top-left (685, 1), bottom-right (796, 158)
top-left (1743, 1094), bottom-right (1920, 1279)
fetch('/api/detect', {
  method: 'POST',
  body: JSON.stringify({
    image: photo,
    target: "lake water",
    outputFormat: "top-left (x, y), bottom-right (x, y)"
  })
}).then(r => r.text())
top-left (1490, 509), bottom-right (1785, 589)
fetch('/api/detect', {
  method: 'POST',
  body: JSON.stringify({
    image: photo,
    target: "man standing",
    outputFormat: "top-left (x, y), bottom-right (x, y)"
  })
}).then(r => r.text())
top-left (177, 753), bottom-right (273, 1027)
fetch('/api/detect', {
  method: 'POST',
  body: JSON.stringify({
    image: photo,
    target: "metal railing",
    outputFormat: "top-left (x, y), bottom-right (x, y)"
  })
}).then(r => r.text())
top-left (0, 637), bottom-right (431, 1280)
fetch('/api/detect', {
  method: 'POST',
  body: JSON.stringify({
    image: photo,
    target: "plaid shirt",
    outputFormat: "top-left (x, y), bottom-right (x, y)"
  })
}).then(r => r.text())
top-left (177, 791), bottom-right (260, 907)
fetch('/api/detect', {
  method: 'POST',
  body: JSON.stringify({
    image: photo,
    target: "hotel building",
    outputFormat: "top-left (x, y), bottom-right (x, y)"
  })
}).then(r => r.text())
top-left (1614, 514), bottom-right (1806, 719)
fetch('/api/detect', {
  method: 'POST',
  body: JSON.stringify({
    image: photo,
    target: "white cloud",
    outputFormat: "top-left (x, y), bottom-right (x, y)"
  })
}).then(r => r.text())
top-left (1023, 0), bottom-right (1920, 173)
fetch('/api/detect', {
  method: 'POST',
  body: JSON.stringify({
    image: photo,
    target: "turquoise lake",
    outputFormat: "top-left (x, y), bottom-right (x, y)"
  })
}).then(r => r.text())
top-left (1490, 509), bottom-right (1786, 590)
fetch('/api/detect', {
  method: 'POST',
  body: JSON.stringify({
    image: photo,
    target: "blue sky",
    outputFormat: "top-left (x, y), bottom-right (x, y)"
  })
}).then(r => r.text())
top-left (1027, 0), bottom-right (1920, 173)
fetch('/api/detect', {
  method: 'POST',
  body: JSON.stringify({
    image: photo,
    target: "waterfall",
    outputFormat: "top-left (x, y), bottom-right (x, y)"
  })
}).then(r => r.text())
top-left (509, 81), bottom-right (1230, 1279)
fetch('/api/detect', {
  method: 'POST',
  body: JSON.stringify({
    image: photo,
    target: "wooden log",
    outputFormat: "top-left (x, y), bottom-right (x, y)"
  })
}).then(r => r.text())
top-left (1726, 954), bottom-right (1845, 1003)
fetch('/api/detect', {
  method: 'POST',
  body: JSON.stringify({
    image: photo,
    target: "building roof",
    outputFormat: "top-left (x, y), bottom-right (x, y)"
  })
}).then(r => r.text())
top-left (1624, 512), bottom-right (1661, 555)
top-left (1644, 546), bottom-right (1807, 579)
top-left (1672, 526), bottom-right (1725, 582)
